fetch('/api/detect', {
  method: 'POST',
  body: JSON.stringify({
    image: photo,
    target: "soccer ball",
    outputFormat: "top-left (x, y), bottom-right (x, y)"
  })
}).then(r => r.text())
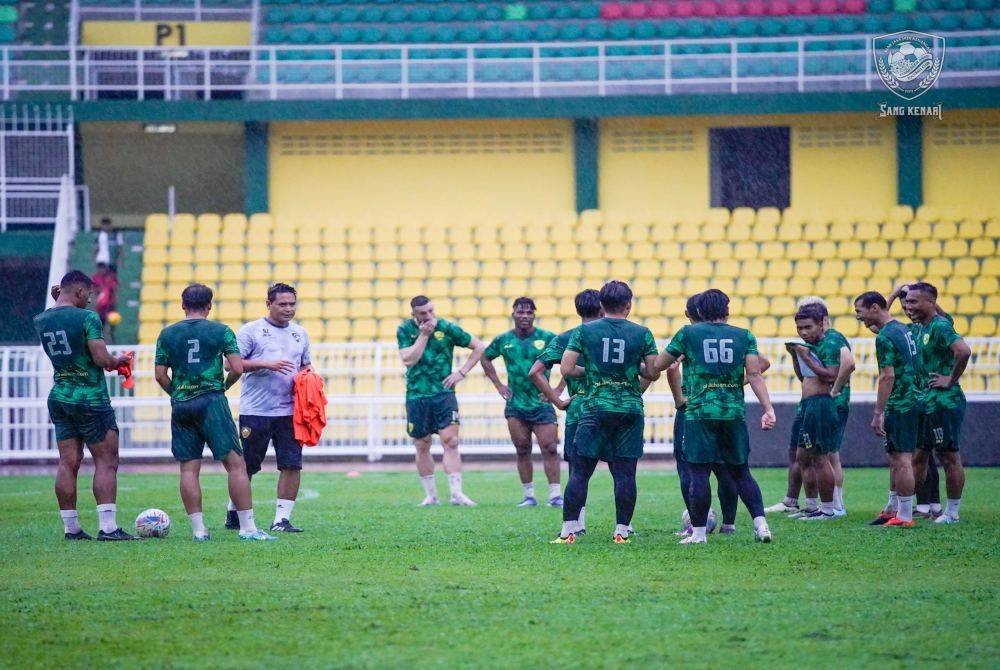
top-left (135, 508), bottom-right (171, 538)
top-left (107, 311), bottom-right (122, 326)
top-left (889, 41), bottom-right (931, 80)
top-left (681, 508), bottom-right (718, 533)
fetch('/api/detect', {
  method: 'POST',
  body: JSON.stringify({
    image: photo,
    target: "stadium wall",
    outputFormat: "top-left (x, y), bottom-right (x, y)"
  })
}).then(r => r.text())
top-left (599, 114), bottom-right (897, 215)
top-left (923, 109), bottom-right (1000, 212)
top-left (267, 119), bottom-right (575, 222)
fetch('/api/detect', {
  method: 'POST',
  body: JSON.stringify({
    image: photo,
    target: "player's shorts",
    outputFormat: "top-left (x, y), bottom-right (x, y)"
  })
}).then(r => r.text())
top-left (239, 414), bottom-right (302, 475)
top-left (48, 397), bottom-right (118, 445)
top-left (170, 392), bottom-right (242, 462)
top-left (788, 404), bottom-right (803, 456)
top-left (795, 395), bottom-right (839, 455)
top-left (405, 392), bottom-right (459, 439)
top-left (884, 407), bottom-right (920, 454)
top-left (831, 406), bottom-right (849, 453)
top-left (504, 404), bottom-right (557, 426)
top-left (683, 418), bottom-right (750, 466)
top-left (673, 405), bottom-right (687, 464)
top-left (919, 399), bottom-right (965, 452)
top-left (573, 410), bottom-right (644, 461)
top-left (563, 421), bottom-right (578, 462)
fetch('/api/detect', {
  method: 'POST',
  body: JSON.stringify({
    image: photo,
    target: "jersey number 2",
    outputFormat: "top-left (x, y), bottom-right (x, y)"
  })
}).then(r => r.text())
top-left (43, 331), bottom-right (71, 356)
top-left (601, 337), bottom-right (625, 364)
top-left (187, 339), bottom-right (201, 363)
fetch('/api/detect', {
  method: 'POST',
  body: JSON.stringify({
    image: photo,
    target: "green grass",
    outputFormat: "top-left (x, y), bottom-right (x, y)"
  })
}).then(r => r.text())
top-left (1, 467), bottom-right (998, 669)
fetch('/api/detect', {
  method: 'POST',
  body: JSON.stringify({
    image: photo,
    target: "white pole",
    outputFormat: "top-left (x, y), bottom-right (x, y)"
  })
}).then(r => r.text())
top-left (167, 185), bottom-right (175, 226)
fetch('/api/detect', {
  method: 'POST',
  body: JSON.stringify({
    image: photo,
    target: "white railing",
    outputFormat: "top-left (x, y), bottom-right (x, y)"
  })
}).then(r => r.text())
top-left (77, 0), bottom-right (254, 22)
top-left (2, 338), bottom-right (998, 458)
top-left (1, 32), bottom-right (997, 101)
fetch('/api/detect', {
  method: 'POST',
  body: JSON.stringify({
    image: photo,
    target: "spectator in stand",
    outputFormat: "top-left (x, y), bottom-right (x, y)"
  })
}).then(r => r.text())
top-left (92, 263), bottom-right (119, 342)
top-left (94, 217), bottom-right (123, 269)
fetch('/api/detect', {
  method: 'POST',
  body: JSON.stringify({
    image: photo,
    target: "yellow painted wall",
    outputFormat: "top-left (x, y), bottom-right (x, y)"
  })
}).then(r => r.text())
top-left (600, 114), bottom-right (896, 216)
top-left (81, 21), bottom-right (251, 46)
top-left (269, 120), bottom-right (575, 224)
top-left (923, 109), bottom-right (1000, 211)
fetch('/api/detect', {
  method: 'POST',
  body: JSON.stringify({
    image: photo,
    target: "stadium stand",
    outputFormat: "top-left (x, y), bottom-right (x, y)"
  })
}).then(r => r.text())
top-left (136, 206), bottom-right (1000, 354)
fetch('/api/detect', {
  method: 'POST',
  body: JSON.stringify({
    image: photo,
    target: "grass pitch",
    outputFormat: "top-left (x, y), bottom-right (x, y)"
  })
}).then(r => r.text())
top-left (1, 466), bottom-right (997, 669)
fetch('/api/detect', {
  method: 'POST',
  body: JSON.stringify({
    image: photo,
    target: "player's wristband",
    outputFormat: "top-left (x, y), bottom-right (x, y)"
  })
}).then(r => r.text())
top-left (458, 370), bottom-right (466, 377)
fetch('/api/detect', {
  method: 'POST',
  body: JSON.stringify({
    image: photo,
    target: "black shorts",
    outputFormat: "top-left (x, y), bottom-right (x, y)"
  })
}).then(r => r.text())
top-left (239, 414), bottom-right (302, 475)
top-left (405, 392), bottom-right (460, 439)
top-left (505, 405), bottom-right (558, 426)
top-left (48, 397), bottom-right (118, 445)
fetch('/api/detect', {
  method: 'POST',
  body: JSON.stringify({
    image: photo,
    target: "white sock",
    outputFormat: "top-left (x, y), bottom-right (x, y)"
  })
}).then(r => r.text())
top-left (561, 520), bottom-right (577, 538)
top-left (188, 512), bottom-right (207, 535)
top-left (548, 483), bottom-right (561, 500)
top-left (805, 497), bottom-right (818, 512)
top-left (887, 490), bottom-right (898, 512)
top-left (753, 515), bottom-right (768, 532)
top-left (60, 509), bottom-right (81, 534)
top-left (945, 498), bottom-right (961, 518)
top-left (227, 499), bottom-right (236, 512)
top-left (96, 503), bottom-right (117, 533)
top-left (820, 501), bottom-right (836, 516)
top-left (915, 503), bottom-right (930, 514)
top-left (274, 498), bottom-right (295, 525)
top-left (691, 526), bottom-right (707, 541)
top-left (833, 486), bottom-right (844, 510)
top-left (420, 475), bottom-right (438, 499)
top-left (522, 482), bottom-right (535, 498)
top-left (897, 496), bottom-right (913, 522)
top-left (448, 473), bottom-right (463, 497)
top-left (236, 509), bottom-right (257, 534)
top-left (784, 496), bottom-right (799, 508)
top-left (614, 523), bottom-right (630, 538)
top-left (930, 503), bottom-right (942, 514)
top-left (578, 506), bottom-right (586, 527)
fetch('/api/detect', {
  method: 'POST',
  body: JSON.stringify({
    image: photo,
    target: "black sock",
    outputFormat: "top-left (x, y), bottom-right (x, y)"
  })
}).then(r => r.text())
top-left (563, 455), bottom-right (598, 524)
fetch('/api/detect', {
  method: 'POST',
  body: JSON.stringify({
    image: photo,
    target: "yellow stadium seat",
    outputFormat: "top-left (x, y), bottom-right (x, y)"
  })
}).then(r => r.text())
top-left (349, 319), bottom-right (378, 341)
top-left (214, 301), bottom-right (241, 322)
top-left (956, 294), bottom-right (983, 314)
top-left (863, 240), bottom-right (889, 258)
top-left (347, 300), bottom-right (374, 320)
top-left (785, 241), bottom-right (811, 260)
top-left (531, 260), bottom-right (558, 280)
top-left (347, 244), bottom-right (373, 263)
top-left (826, 221), bottom-right (852, 241)
top-left (483, 316), bottom-right (509, 335)
top-left (887, 239), bottom-right (915, 258)
top-left (654, 277), bottom-right (681, 298)
top-left (141, 261), bottom-right (168, 282)
top-left (951, 315), bottom-right (969, 335)
top-left (170, 214), bottom-right (196, 234)
top-left (323, 262), bottom-right (349, 282)
top-left (221, 212), bottom-right (246, 233)
top-left (608, 258), bottom-right (634, 279)
top-left (654, 241), bottom-right (680, 259)
top-left (973, 276), bottom-right (998, 296)
top-left (756, 207), bottom-right (780, 227)
top-left (633, 296), bottom-right (661, 318)
top-left (752, 316), bottom-right (779, 337)
top-left (706, 241), bottom-right (731, 261)
top-left (138, 322), bottom-right (161, 343)
top-left (681, 242), bottom-right (708, 261)
top-left (945, 276), bottom-right (972, 296)
top-left (452, 297), bottom-right (478, 318)
top-left (660, 259), bottom-right (686, 279)
top-left (322, 227), bottom-right (347, 246)
top-left (628, 242), bottom-right (655, 262)
top-left (734, 277), bottom-right (762, 296)
top-left (271, 262), bottom-right (297, 282)
top-left (915, 240), bottom-right (942, 259)
top-left (725, 222), bottom-right (751, 242)
top-left (985, 219), bottom-right (1000, 238)
top-left (373, 280), bottom-right (400, 301)
top-left (398, 260), bottom-right (425, 279)
top-left (898, 257), bottom-right (926, 279)
top-left (687, 260), bottom-right (712, 279)
top-left (941, 239), bottom-right (969, 258)
top-left (141, 281), bottom-right (167, 302)
top-left (757, 241), bottom-right (783, 260)
top-left (971, 238), bottom-right (996, 257)
top-left (751, 222), bottom-right (777, 242)
top-left (744, 296), bottom-right (769, 317)
top-left (582, 260), bottom-right (609, 281)
top-left (729, 241), bottom-right (755, 260)
top-left (819, 259), bottom-right (845, 279)
top-left (983, 257), bottom-right (1000, 277)
top-left (794, 259), bottom-right (821, 280)
top-left (577, 242), bottom-right (604, 261)
top-left (777, 222), bottom-right (803, 242)
top-left (624, 223), bottom-right (649, 243)
top-left (881, 220), bottom-right (906, 241)
top-left (840, 276), bottom-right (867, 298)
top-left (715, 260), bottom-right (740, 279)
top-left (887, 205), bottom-right (914, 226)
top-left (347, 227), bottom-right (371, 245)
top-left (449, 278), bottom-right (474, 298)
top-left (924, 258), bottom-right (951, 279)
top-left (141, 301), bottom-right (166, 322)
top-left (243, 263), bottom-right (269, 282)
top-left (771, 295), bottom-right (797, 316)
top-left (845, 258), bottom-right (873, 278)
top-left (298, 227), bottom-right (321, 246)
top-left (424, 279), bottom-right (451, 298)
top-left (729, 207), bottom-right (753, 228)
top-left (905, 220), bottom-right (932, 241)
top-left (768, 259), bottom-right (793, 279)
top-left (270, 245), bottom-right (295, 264)
top-left (951, 258), bottom-right (978, 277)
top-left (504, 277), bottom-right (529, 297)
top-left (930, 221), bottom-right (957, 241)
top-left (297, 246), bottom-right (322, 264)
top-left (850, 221), bottom-right (877, 241)
top-left (968, 316), bottom-right (996, 337)
top-left (872, 259), bottom-right (899, 280)
top-left (956, 220), bottom-right (983, 240)
top-left (761, 278), bottom-right (787, 297)
top-left (527, 278), bottom-right (554, 297)
top-left (802, 222), bottom-right (828, 242)
top-left (350, 262), bottom-right (376, 282)
top-left (216, 263), bottom-right (243, 283)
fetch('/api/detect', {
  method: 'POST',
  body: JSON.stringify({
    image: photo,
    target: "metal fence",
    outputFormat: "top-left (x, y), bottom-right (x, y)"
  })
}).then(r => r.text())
top-left (2, 338), bottom-right (998, 459)
top-left (1, 32), bottom-right (997, 101)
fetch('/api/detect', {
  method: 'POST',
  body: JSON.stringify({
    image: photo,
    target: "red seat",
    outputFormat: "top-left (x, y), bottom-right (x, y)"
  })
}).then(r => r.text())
top-left (650, 1), bottom-right (673, 17)
top-left (744, 0), bottom-right (767, 15)
top-left (600, 2), bottom-right (625, 19)
top-left (768, 0), bottom-right (791, 14)
top-left (842, 0), bottom-right (866, 12)
top-left (792, 0), bottom-right (814, 13)
top-left (720, 0), bottom-right (742, 15)
top-left (696, 0), bottom-right (719, 16)
top-left (674, 0), bottom-right (695, 17)
top-left (624, 1), bottom-right (648, 18)
top-left (816, 0), bottom-right (838, 12)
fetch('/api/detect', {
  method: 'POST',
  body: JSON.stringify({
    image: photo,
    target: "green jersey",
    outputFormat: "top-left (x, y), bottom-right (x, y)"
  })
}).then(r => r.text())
top-left (397, 318), bottom-right (472, 399)
top-left (817, 329), bottom-right (851, 411)
top-left (537, 327), bottom-right (587, 424)
top-left (33, 306), bottom-right (110, 406)
top-left (154, 319), bottom-right (240, 403)
top-left (912, 315), bottom-right (965, 412)
top-left (485, 327), bottom-right (556, 412)
top-left (565, 317), bottom-right (657, 415)
top-left (875, 319), bottom-right (920, 413)
top-left (665, 322), bottom-right (758, 421)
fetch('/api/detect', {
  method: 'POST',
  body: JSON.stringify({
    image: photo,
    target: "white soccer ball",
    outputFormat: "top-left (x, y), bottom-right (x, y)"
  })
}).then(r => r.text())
top-left (135, 508), bottom-right (171, 538)
top-left (681, 508), bottom-right (717, 533)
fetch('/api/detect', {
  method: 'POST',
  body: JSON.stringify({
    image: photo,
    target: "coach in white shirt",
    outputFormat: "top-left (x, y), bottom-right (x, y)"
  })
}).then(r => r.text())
top-left (225, 283), bottom-right (313, 533)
